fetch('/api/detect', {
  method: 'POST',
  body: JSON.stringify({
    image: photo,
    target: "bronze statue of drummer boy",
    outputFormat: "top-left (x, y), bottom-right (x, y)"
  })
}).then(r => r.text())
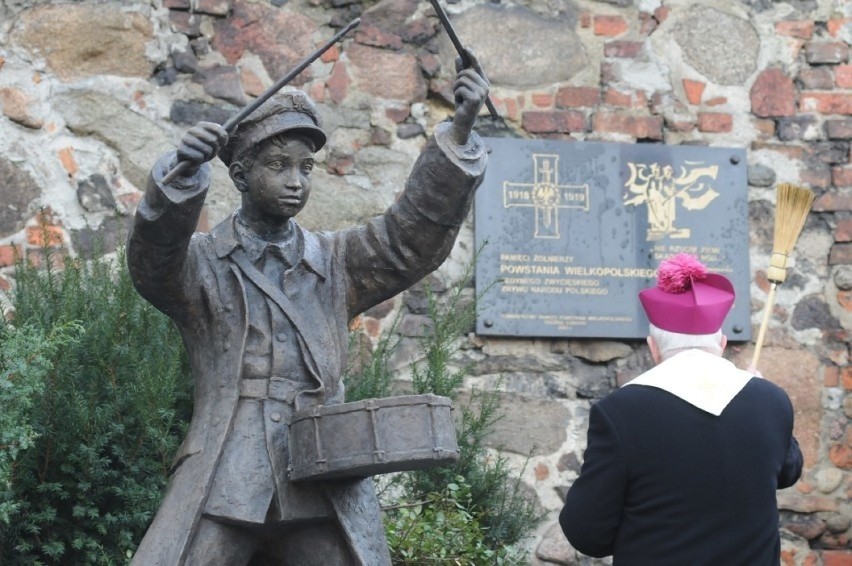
top-left (126, 47), bottom-right (489, 565)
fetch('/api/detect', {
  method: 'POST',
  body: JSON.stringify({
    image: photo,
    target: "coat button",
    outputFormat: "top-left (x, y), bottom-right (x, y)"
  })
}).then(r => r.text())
top-left (270, 412), bottom-right (282, 423)
top-left (276, 333), bottom-right (287, 342)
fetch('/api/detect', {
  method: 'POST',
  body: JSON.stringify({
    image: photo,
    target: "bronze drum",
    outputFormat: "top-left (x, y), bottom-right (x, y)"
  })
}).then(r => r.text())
top-left (288, 394), bottom-right (459, 482)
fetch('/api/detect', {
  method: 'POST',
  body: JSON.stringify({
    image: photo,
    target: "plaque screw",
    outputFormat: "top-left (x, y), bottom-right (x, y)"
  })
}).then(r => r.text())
top-left (484, 319), bottom-right (494, 328)
top-left (730, 155), bottom-right (740, 165)
top-left (732, 325), bottom-right (743, 334)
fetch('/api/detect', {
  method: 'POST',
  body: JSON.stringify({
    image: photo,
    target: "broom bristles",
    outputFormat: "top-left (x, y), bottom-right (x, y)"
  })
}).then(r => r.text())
top-left (773, 183), bottom-right (815, 255)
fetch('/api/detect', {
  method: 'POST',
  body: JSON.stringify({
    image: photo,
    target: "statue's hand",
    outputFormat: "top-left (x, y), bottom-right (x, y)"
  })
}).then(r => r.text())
top-left (176, 122), bottom-right (229, 177)
top-left (450, 47), bottom-right (489, 147)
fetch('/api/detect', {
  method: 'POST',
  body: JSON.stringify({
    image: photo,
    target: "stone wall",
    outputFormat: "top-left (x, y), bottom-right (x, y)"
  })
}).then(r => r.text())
top-left (0, 0), bottom-right (850, 563)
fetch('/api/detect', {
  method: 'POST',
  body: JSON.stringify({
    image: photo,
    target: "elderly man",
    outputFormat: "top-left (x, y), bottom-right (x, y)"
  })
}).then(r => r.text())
top-left (560, 253), bottom-right (803, 565)
top-left (127, 52), bottom-right (489, 564)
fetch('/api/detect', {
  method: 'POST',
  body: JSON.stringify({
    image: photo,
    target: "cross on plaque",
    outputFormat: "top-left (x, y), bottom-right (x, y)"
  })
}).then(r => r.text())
top-left (503, 153), bottom-right (589, 239)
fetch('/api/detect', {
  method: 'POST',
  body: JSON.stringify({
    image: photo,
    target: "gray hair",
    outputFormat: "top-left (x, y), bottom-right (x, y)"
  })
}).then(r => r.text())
top-left (649, 323), bottom-right (723, 360)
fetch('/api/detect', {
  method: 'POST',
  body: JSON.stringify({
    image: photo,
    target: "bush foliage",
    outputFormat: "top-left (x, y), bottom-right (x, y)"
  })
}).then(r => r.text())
top-left (0, 238), bottom-right (191, 565)
top-left (346, 257), bottom-right (543, 564)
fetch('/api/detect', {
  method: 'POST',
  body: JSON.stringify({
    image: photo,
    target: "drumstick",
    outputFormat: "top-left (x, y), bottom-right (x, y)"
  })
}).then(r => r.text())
top-left (162, 18), bottom-right (361, 184)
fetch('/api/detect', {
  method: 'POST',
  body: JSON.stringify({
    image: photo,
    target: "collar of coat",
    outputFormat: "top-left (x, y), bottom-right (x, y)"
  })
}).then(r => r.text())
top-left (622, 349), bottom-right (754, 416)
top-left (210, 211), bottom-right (327, 281)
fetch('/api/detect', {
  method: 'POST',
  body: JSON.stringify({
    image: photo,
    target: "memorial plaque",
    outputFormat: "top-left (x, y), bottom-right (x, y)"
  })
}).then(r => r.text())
top-left (475, 138), bottom-right (751, 340)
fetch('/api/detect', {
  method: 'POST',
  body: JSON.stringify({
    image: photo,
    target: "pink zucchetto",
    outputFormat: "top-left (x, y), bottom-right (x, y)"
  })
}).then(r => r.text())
top-left (639, 253), bottom-right (735, 335)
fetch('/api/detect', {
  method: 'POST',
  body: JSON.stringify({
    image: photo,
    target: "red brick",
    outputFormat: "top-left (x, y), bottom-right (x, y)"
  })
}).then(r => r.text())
top-left (594, 15), bottom-right (628, 37)
top-left (814, 189), bottom-right (852, 212)
top-left (705, 97), bottom-right (727, 107)
top-left (751, 68), bottom-right (796, 117)
top-left (834, 166), bottom-right (852, 188)
top-left (0, 244), bottom-right (21, 267)
top-left (592, 111), bottom-right (662, 140)
top-left (751, 142), bottom-right (803, 160)
top-left (26, 225), bottom-right (64, 247)
top-left (603, 40), bottom-right (643, 58)
top-left (682, 79), bottom-right (705, 105)
top-left (522, 110), bottom-right (587, 134)
top-left (555, 86), bottom-right (600, 108)
top-left (842, 367), bottom-right (852, 390)
top-left (801, 92), bottom-right (852, 115)
top-left (57, 147), bottom-right (78, 177)
top-left (0, 274), bottom-right (9, 291)
top-left (781, 549), bottom-right (797, 566)
top-left (320, 44), bottom-right (339, 64)
top-left (638, 13), bottom-right (657, 36)
top-left (830, 243), bottom-right (852, 265)
top-left (307, 80), bottom-right (325, 104)
top-left (824, 365), bottom-right (840, 387)
top-left (775, 20), bottom-right (814, 39)
top-left (822, 550), bottom-right (852, 566)
top-left (827, 118), bottom-right (852, 140)
top-left (798, 67), bottom-right (835, 89)
top-left (697, 112), bottom-right (732, 133)
top-left (240, 68), bottom-right (266, 98)
top-left (754, 118), bottom-right (775, 138)
top-left (531, 92), bottom-right (554, 108)
top-left (829, 427), bottom-right (852, 468)
top-left (801, 167), bottom-right (832, 189)
top-left (806, 42), bottom-right (850, 64)
top-left (827, 18), bottom-right (851, 38)
top-left (325, 62), bottom-right (349, 105)
top-left (836, 65), bottom-right (852, 88)
top-left (837, 218), bottom-right (852, 242)
top-left (580, 11), bottom-right (591, 28)
top-left (604, 88), bottom-right (645, 108)
top-left (534, 462), bottom-right (549, 481)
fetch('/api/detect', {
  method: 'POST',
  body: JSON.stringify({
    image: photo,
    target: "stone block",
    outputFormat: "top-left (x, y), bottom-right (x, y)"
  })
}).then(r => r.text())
top-left (673, 6), bottom-right (758, 86)
top-left (0, 87), bottom-right (42, 129)
top-left (830, 243), bottom-right (852, 265)
top-left (10, 3), bottom-right (154, 81)
top-left (449, 5), bottom-right (587, 88)
top-left (212, 2), bottom-right (318, 84)
top-left (347, 44), bottom-right (426, 102)
top-left (730, 347), bottom-right (822, 468)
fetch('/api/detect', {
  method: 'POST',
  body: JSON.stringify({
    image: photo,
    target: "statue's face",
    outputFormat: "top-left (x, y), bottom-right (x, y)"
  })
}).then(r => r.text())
top-left (240, 136), bottom-right (314, 222)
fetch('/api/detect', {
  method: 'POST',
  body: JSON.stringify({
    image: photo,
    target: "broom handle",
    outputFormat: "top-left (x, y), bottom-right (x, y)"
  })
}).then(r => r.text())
top-left (751, 282), bottom-right (778, 371)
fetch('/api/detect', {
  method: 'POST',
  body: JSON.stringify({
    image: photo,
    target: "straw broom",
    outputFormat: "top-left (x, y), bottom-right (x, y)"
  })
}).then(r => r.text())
top-left (751, 183), bottom-right (815, 370)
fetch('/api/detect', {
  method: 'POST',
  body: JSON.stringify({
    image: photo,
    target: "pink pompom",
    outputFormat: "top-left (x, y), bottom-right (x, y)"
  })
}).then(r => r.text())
top-left (657, 253), bottom-right (707, 294)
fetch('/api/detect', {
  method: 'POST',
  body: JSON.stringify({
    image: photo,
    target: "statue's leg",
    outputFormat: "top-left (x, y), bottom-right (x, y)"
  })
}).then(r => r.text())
top-left (256, 521), bottom-right (355, 566)
top-left (184, 517), bottom-right (258, 566)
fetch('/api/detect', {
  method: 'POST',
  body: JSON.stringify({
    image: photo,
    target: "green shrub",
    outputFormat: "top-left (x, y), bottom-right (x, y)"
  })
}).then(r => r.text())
top-left (345, 255), bottom-right (543, 564)
top-left (0, 236), bottom-right (191, 565)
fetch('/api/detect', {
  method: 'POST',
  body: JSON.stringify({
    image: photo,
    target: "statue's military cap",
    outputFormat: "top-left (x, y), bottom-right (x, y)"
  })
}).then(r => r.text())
top-left (218, 89), bottom-right (327, 165)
